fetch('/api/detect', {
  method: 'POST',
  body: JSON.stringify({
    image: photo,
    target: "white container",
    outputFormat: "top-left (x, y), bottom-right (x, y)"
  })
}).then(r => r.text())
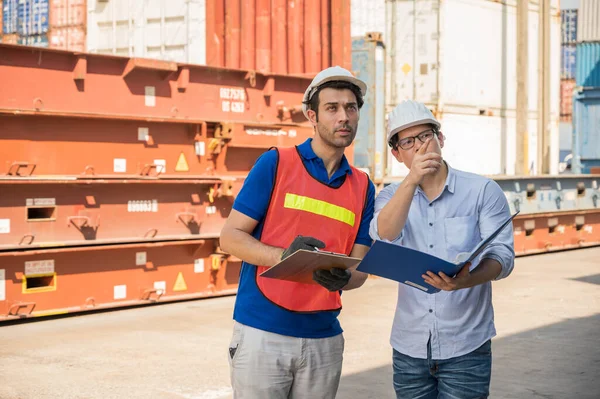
top-left (385, 0), bottom-right (560, 113)
top-left (577, 0), bottom-right (600, 42)
top-left (384, 0), bottom-right (561, 178)
top-left (386, 111), bottom-right (560, 178)
top-left (86, 0), bottom-right (206, 65)
top-left (351, 0), bottom-right (386, 40)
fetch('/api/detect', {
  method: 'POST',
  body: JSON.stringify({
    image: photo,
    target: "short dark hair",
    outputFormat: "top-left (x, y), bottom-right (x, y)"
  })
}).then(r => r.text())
top-left (303, 81), bottom-right (364, 120)
top-left (388, 124), bottom-right (441, 150)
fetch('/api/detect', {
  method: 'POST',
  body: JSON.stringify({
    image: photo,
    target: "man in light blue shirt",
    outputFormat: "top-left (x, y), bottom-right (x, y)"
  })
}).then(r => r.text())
top-left (370, 100), bottom-right (515, 399)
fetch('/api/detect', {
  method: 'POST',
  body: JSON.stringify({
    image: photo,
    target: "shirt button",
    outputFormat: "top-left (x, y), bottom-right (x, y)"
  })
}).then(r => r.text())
top-left (429, 245), bottom-right (433, 248)
top-left (429, 203), bottom-right (433, 207)
top-left (429, 309), bottom-right (433, 313)
top-left (429, 223), bottom-right (433, 226)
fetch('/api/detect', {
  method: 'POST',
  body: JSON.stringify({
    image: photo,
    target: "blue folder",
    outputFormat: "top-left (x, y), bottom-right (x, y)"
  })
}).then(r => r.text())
top-left (356, 211), bottom-right (519, 294)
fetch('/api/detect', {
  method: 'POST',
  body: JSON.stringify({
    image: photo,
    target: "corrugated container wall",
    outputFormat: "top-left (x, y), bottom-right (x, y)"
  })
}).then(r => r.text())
top-left (48, 0), bottom-right (86, 51)
top-left (351, 0), bottom-right (385, 40)
top-left (87, 0), bottom-right (205, 64)
top-left (560, 79), bottom-right (575, 120)
top-left (1, 0), bottom-right (85, 50)
top-left (577, 0), bottom-right (600, 42)
top-left (388, 113), bottom-right (542, 177)
top-left (573, 89), bottom-right (600, 168)
top-left (576, 42), bottom-right (600, 87)
top-left (87, 0), bottom-right (351, 74)
top-left (352, 34), bottom-right (386, 182)
top-left (561, 8), bottom-right (577, 44)
top-left (2, 0), bottom-right (16, 34)
top-left (17, 0), bottom-right (49, 36)
top-left (561, 43), bottom-right (576, 78)
top-left (384, 0), bottom-right (560, 176)
top-left (205, 0), bottom-right (351, 74)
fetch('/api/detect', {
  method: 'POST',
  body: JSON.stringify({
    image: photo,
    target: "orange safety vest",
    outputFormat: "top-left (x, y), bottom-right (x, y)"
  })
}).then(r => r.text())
top-left (255, 146), bottom-right (369, 312)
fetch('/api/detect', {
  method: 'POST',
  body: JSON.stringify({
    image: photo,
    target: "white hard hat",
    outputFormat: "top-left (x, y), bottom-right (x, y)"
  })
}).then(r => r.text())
top-left (302, 66), bottom-right (367, 119)
top-left (387, 100), bottom-right (441, 142)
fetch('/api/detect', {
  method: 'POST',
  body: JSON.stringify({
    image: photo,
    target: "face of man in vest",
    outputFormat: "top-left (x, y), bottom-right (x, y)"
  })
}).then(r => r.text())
top-left (307, 87), bottom-right (359, 149)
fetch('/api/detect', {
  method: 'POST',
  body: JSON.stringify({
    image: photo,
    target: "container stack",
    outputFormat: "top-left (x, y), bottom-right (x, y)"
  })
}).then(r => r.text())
top-left (0, 1), bottom-right (352, 322)
top-left (560, 9), bottom-right (577, 122)
top-left (0, 0), bottom-right (85, 51)
top-left (573, 0), bottom-right (600, 174)
top-left (559, 8), bottom-right (578, 164)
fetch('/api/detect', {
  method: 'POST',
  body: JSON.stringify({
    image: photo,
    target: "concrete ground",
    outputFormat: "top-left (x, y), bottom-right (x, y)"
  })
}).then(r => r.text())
top-left (0, 247), bottom-right (599, 399)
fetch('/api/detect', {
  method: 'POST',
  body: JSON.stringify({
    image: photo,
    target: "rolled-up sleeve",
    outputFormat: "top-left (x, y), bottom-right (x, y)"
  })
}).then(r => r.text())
top-left (478, 181), bottom-right (516, 280)
top-left (369, 183), bottom-right (403, 244)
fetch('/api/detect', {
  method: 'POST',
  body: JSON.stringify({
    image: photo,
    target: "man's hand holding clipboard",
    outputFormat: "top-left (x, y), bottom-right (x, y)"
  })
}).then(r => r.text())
top-left (260, 235), bottom-right (360, 290)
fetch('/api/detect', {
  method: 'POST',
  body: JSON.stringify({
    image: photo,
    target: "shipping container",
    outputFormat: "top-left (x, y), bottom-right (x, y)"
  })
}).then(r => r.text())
top-left (560, 78), bottom-right (576, 120)
top-left (576, 42), bottom-right (600, 88)
top-left (383, 0), bottom-right (560, 177)
top-left (48, 24), bottom-right (84, 50)
top-left (87, 0), bottom-right (351, 74)
top-left (386, 112), bottom-right (550, 177)
top-left (561, 43), bottom-right (577, 79)
top-left (577, 0), bottom-right (600, 43)
top-left (2, 0), bottom-right (16, 34)
top-left (573, 88), bottom-right (600, 171)
top-left (385, 0), bottom-right (561, 115)
top-left (351, 0), bottom-right (385, 40)
top-left (559, 121), bottom-right (573, 154)
top-left (17, 0), bottom-right (49, 36)
top-left (1, 31), bottom-right (17, 43)
top-left (17, 31), bottom-right (46, 46)
top-left (352, 33), bottom-right (386, 183)
top-left (1, 0), bottom-right (84, 50)
top-left (86, 0), bottom-right (206, 64)
top-left (49, 0), bottom-right (85, 27)
top-left (561, 9), bottom-right (577, 44)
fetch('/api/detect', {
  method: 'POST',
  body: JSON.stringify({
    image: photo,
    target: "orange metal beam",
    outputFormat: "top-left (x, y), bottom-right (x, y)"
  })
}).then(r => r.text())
top-left (0, 179), bottom-right (243, 250)
top-left (0, 239), bottom-right (241, 322)
top-left (0, 115), bottom-right (313, 178)
top-left (0, 44), bottom-right (313, 126)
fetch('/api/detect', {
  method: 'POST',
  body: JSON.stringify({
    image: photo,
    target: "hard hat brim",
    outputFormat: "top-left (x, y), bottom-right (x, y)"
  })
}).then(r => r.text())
top-left (387, 118), bottom-right (441, 143)
top-left (302, 76), bottom-right (368, 119)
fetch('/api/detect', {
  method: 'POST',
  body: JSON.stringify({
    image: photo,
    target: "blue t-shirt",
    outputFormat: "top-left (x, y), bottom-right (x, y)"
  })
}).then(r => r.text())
top-left (232, 138), bottom-right (375, 338)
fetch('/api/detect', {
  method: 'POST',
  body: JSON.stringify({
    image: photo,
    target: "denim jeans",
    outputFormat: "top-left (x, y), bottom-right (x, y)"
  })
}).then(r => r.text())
top-left (392, 340), bottom-right (492, 399)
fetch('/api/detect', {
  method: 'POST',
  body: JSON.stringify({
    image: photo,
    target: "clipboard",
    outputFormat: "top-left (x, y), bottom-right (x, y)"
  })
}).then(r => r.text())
top-left (259, 249), bottom-right (361, 285)
top-left (356, 211), bottom-right (519, 294)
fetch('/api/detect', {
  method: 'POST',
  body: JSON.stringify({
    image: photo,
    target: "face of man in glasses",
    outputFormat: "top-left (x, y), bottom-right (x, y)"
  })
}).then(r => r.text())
top-left (390, 124), bottom-right (445, 168)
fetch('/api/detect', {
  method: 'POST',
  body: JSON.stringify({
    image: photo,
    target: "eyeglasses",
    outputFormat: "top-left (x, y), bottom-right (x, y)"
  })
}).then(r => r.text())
top-left (395, 129), bottom-right (437, 150)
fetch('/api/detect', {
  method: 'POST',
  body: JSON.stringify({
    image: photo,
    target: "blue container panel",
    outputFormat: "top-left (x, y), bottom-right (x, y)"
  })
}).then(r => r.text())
top-left (17, 0), bottom-right (49, 36)
top-left (562, 45), bottom-right (577, 79)
top-left (2, 0), bottom-right (18, 34)
top-left (574, 90), bottom-right (600, 160)
top-left (581, 159), bottom-right (600, 174)
top-left (576, 43), bottom-right (600, 88)
top-left (561, 9), bottom-right (578, 44)
top-left (17, 34), bottom-right (48, 47)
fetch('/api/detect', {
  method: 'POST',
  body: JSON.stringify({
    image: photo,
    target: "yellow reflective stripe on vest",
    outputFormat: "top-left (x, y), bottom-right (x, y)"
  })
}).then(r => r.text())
top-left (283, 193), bottom-right (356, 227)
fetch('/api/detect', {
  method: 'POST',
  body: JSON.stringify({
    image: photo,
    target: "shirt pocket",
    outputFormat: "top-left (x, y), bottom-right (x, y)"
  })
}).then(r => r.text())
top-left (444, 215), bottom-right (479, 260)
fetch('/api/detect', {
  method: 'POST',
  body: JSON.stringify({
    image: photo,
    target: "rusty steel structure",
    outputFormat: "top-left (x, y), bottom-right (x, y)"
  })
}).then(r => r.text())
top-left (0, 43), bottom-right (317, 322)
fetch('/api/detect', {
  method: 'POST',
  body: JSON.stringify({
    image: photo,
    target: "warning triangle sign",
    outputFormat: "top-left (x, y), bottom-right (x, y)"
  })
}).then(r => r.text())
top-left (175, 152), bottom-right (189, 172)
top-left (173, 272), bottom-right (188, 292)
